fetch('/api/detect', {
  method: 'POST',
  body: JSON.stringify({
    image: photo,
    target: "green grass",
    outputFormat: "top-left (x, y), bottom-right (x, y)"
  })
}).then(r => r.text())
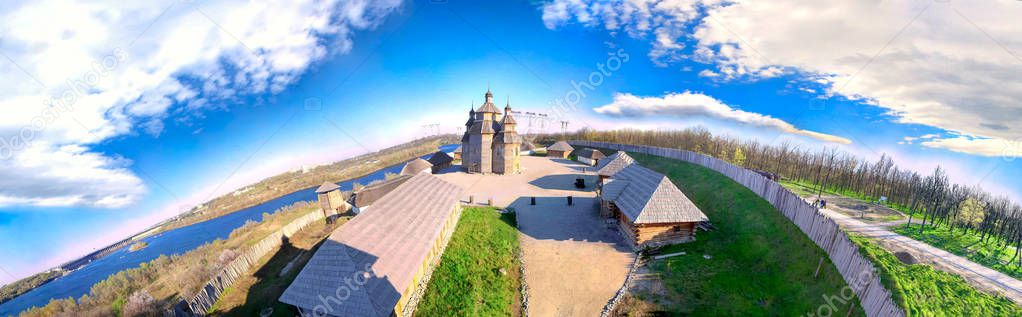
top-left (415, 207), bottom-right (521, 317)
top-left (848, 234), bottom-right (1021, 316)
top-left (893, 224), bottom-right (1022, 280)
top-left (629, 152), bottom-right (865, 316)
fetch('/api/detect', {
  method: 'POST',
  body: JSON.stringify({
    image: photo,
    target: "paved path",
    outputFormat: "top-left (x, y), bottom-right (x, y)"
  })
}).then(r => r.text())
top-left (435, 157), bottom-right (634, 316)
top-left (822, 208), bottom-right (1022, 305)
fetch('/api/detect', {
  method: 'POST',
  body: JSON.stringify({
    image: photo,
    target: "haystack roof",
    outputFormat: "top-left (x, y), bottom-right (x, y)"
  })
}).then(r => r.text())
top-left (609, 164), bottom-right (707, 224)
top-left (315, 182), bottom-right (340, 194)
top-left (427, 151), bottom-right (453, 165)
top-left (399, 158), bottom-right (432, 175)
top-left (548, 141), bottom-right (574, 152)
top-left (279, 173), bottom-right (463, 317)
top-left (350, 175), bottom-right (412, 208)
top-left (595, 151), bottom-right (635, 177)
top-left (577, 148), bottom-right (606, 160)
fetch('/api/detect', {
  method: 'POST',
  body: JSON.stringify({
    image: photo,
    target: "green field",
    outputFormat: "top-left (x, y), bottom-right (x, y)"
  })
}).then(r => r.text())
top-left (779, 179), bottom-right (917, 217)
top-left (848, 234), bottom-right (1020, 316)
top-left (415, 207), bottom-right (522, 317)
top-left (628, 152), bottom-right (865, 316)
top-left (892, 224), bottom-right (1022, 280)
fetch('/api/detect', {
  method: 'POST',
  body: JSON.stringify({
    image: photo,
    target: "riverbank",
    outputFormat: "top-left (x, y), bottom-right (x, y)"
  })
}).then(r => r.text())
top-left (0, 137), bottom-right (457, 316)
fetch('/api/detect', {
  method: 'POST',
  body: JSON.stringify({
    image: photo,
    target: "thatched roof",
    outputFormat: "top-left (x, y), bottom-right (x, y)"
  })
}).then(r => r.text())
top-left (350, 175), bottom-right (412, 208)
top-left (547, 141), bottom-right (574, 152)
top-left (576, 148), bottom-right (606, 160)
top-left (595, 151), bottom-right (635, 177)
top-left (399, 158), bottom-right (432, 175)
top-left (427, 151), bottom-right (453, 165)
top-left (279, 173), bottom-right (463, 316)
top-left (607, 164), bottom-right (707, 224)
top-left (315, 182), bottom-right (340, 194)
top-left (453, 145), bottom-right (462, 154)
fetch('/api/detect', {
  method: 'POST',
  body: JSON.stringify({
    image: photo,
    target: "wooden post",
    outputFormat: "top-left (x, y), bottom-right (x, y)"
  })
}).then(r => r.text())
top-left (469, 195), bottom-right (474, 204)
top-left (567, 196), bottom-right (573, 206)
top-left (488, 197), bottom-right (494, 206)
top-left (530, 197), bottom-right (536, 205)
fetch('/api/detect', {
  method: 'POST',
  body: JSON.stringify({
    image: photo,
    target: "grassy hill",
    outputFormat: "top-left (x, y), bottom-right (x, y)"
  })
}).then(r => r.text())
top-left (621, 152), bottom-right (865, 316)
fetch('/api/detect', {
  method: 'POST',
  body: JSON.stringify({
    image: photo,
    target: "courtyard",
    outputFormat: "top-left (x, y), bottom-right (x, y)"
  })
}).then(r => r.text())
top-left (435, 156), bottom-right (635, 316)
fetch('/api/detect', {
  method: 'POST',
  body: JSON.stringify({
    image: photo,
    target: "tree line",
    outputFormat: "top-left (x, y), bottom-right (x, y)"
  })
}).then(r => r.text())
top-left (548, 128), bottom-right (1022, 268)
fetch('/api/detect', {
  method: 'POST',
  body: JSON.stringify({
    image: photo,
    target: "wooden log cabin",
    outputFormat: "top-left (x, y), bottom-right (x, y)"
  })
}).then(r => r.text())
top-left (426, 150), bottom-right (454, 173)
top-left (279, 173), bottom-right (464, 317)
top-left (546, 141), bottom-right (574, 158)
top-left (596, 155), bottom-right (708, 249)
top-left (575, 148), bottom-right (606, 166)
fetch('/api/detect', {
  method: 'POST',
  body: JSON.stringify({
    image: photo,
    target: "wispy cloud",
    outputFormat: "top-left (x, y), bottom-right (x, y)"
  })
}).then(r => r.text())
top-left (542, 0), bottom-right (1022, 157)
top-left (594, 91), bottom-right (852, 144)
top-left (0, 0), bottom-right (403, 208)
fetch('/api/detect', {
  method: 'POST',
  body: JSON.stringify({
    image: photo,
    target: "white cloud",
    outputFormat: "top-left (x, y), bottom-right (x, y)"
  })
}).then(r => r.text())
top-left (593, 91), bottom-right (852, 144)
top-left (922, 136), bottom-right (1022, 158)
top-left (541, 0), bottom-right (1022, 157)
top-left (0, 0), bottom-right (403, 208)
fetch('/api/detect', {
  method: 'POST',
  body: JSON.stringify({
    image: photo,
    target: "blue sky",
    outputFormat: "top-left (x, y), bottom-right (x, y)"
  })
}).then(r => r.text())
top-left (1, 0), bottom-right (1021, 284)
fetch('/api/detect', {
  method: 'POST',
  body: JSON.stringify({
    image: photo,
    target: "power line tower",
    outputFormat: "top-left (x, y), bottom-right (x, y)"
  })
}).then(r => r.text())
top-left (509, 110), bottom-right (551, 135)
top-left (560, 120), bottom-right (570, 136)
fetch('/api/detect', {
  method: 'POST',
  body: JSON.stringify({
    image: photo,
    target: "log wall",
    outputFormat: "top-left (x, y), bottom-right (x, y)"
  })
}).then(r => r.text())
top-left (183, 210), bottom-right (325, 315)
top-left (570, 140), bottom-right (904, 317)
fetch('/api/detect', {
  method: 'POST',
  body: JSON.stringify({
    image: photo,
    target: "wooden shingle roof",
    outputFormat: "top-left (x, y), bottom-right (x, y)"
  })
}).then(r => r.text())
top-left (547, 141), bottom-right (574, 152)
top-left (608, 164), bottom-right (707, 224)
top-left (577, 148), bottom-right (606, 160)
top-left (427, 151), bottom-right (453, 165)
top-left (595, 151), bottom-right (635, 177)
top-left (399, 158), bottom-right (432, 175)
top-left (350, 175), bottom-right (413, 208)
top-left (315, 182), bottom-right (340, 194)
top-left (279, 173), bottom-right (463, 316)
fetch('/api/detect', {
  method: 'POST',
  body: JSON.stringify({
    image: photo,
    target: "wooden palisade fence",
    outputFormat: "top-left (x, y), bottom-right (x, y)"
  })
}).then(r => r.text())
top-left (179, 210), bottom-right (324, 316)
top-left (570, 141), bottom-right (904, 317)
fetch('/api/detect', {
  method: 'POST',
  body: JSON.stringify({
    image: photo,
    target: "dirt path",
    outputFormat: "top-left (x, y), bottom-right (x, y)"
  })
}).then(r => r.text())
top-left (822, 208), bottom-right (1022, 305)
top-left (435, 157), bottom-right (634, 316)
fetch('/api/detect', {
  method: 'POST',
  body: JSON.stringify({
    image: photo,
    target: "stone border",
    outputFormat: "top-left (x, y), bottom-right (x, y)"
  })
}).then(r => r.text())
top-left (600, 253), bottom-right (643, 317)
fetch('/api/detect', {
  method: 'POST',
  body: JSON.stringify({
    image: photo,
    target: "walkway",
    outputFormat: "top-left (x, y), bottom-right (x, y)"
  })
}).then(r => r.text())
top-left (822, 208), bottom-right (1022, 305)
top-left (435, 156), bottom-right (634, 316)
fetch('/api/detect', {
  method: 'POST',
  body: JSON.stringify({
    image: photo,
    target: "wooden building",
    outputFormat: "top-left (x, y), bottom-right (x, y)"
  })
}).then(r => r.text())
top-left (347, 175), bottom-right (412, 214)
top-left (575, 148), bottom-right (606, 166)
top-left (452, 145), bottom-right (462, 160)
top-left (427, 151), bottom-right (454, 173)
top-left (315, 182), bottom-right (349, 222)
top-left (547, 141), bottom-right (574, 158)
top-left (595, 151), bottom-right (635, 184)
top-left (459, 89), bottom-right (521, 174)
top-left (597, 161), bottom-right (707, 249)
top-left (400, 158), bottom-right (433, 176)
top-left (280, 173), bottom-right (463, 317)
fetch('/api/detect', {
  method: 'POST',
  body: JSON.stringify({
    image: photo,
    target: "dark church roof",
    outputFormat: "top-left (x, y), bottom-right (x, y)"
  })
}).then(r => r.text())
top-left (427, 151), bottom-right (454, 165)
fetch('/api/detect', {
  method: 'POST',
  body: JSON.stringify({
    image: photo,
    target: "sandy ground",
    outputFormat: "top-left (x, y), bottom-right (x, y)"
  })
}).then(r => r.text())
top-left (435, 156), bottom-right (635, 316)
top-left (822, 208), bottom-right (1022, 305)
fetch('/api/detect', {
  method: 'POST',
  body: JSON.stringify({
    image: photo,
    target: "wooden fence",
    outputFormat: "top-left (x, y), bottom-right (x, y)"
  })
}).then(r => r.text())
top-left (570, 141), bottom-right (904, 317)
top-left (182, 210), bottom-right (325, 315)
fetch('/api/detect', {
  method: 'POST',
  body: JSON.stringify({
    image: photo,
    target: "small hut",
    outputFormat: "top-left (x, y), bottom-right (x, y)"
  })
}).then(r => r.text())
top-left (452, 145), bottom-right (463, 160)
top-left (547, 141), bottom-right (574, 158)
top-left (347, 175), bottom-right (412, 214)
top-left (400, 158), bottom-right (433, 176)
top-left (576, 148), bottom-right (606, 166)
top-left (315, 182), bottom-right (349, 222)
top-left (427, 151), bottom-right (454, 173)
top-left (519, 137), bottom-right (536, 155)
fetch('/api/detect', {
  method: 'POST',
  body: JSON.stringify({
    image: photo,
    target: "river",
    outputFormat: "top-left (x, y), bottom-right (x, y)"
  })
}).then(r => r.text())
top-left (0, 145), bottom-right (457, 316)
